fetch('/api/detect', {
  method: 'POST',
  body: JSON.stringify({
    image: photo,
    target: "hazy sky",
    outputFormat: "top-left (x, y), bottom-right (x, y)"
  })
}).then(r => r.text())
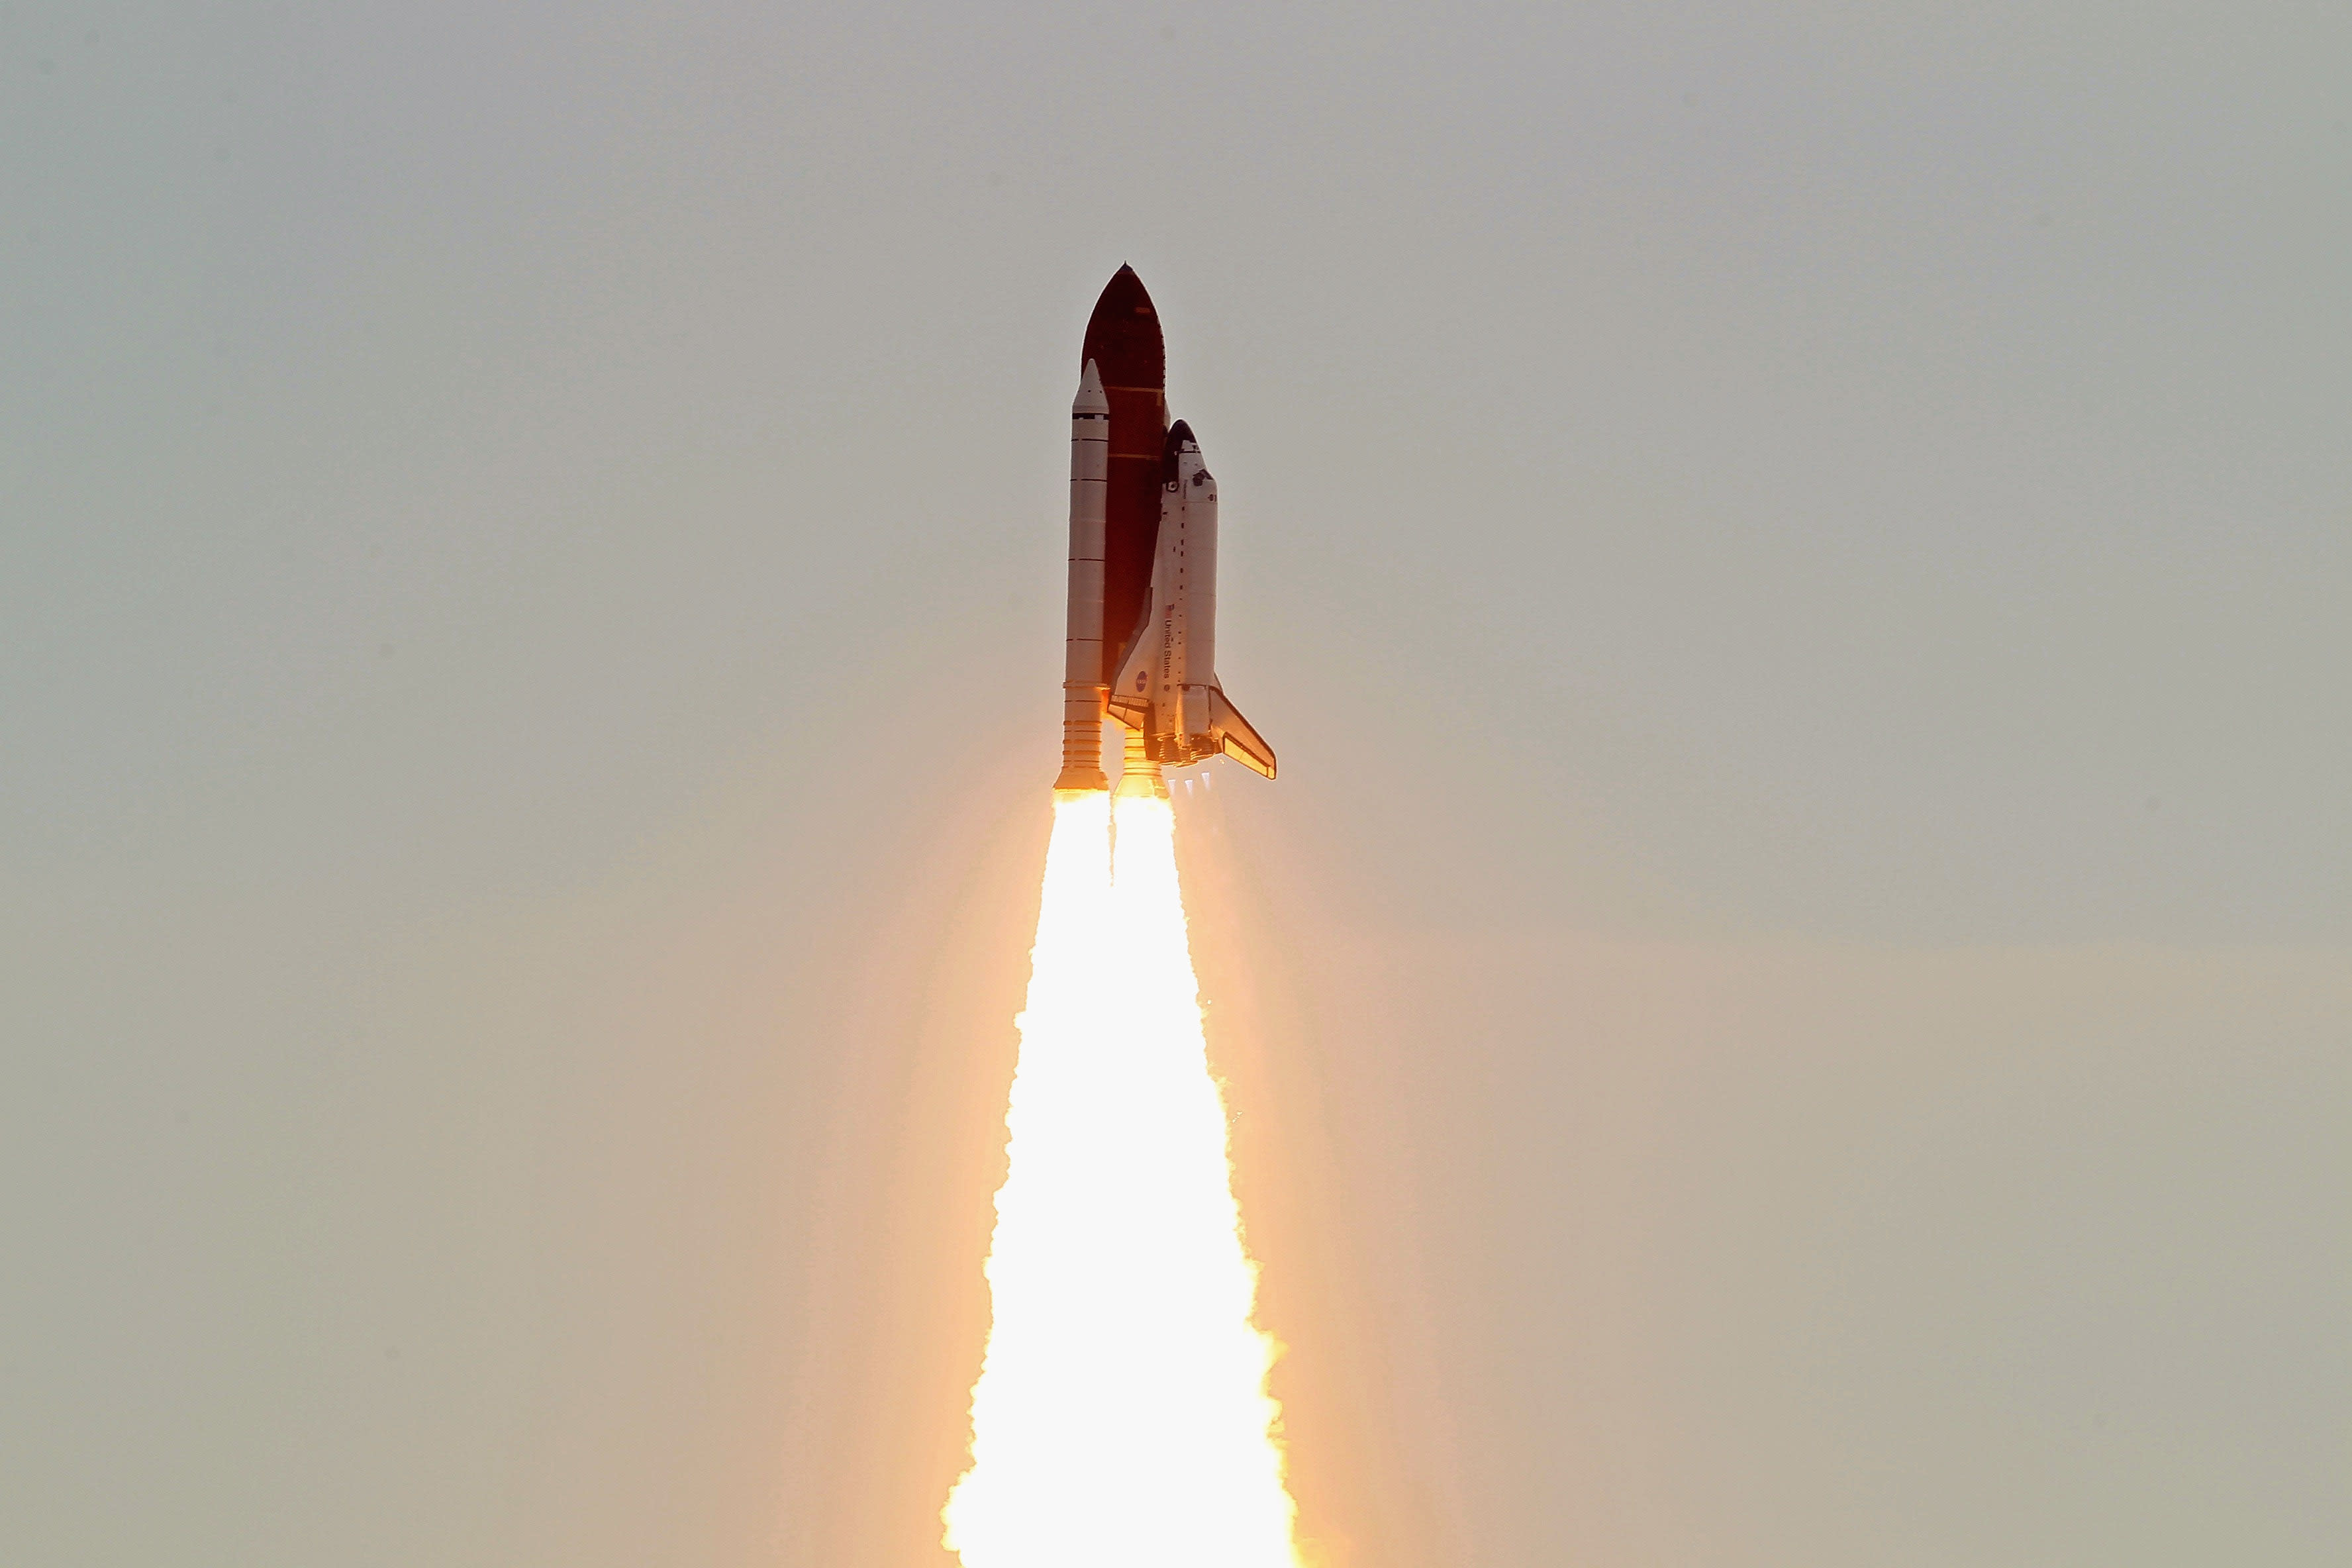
top-left (4, 5), bottom-right (2346, 1566)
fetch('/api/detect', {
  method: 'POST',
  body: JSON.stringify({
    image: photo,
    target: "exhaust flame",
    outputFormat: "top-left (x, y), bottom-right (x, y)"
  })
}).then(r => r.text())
top-left (944, 791), bottom-right (1300, 1568)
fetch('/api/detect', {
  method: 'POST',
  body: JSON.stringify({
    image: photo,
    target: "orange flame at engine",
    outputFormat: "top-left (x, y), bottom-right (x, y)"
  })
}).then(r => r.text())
top-left (944, 791), bottom-right (1300, 1568)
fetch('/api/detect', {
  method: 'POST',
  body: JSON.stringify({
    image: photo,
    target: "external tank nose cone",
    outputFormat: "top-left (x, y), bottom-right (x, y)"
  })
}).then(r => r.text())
top-left (1081, 264), bottom-right (1164, 391)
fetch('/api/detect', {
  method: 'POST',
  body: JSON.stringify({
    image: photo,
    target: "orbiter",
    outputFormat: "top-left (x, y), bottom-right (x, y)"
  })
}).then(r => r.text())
top-left (1054, 266), bottom-right (1277, 796)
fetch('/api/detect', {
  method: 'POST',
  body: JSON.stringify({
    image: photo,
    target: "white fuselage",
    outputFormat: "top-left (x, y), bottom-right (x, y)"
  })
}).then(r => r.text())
top-left (1113, 433), bottom-right (1220, 763)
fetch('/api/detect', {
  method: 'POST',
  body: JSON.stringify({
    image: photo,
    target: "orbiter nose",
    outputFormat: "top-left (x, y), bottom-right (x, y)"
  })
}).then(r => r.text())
top-left (1163, 419), bottom-right (1199, 481)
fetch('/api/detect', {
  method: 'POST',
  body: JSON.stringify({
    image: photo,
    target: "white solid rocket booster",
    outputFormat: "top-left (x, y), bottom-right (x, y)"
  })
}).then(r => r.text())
top-left (1054, 361), bottom-right (1110, 792)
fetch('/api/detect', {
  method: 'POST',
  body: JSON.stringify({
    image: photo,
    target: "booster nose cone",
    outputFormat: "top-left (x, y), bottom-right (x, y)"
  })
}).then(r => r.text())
top-left (1080, 264), bottom-right (1164, 392)
top-left (1073, 358), bottom-right (1108, 417)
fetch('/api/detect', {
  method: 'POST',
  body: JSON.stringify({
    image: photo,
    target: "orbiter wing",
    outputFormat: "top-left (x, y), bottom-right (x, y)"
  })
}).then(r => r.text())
top-left (1207, 686), bottom-right (1275, 779)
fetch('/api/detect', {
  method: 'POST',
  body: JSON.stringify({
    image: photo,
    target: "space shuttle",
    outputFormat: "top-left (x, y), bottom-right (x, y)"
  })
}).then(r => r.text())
top-left (1054, 266), bottom-right (1277, 796)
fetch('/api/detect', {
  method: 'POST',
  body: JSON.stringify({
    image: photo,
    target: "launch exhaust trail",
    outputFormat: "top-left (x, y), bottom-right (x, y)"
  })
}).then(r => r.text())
top-left (946, 271), bottom-right (1297, 1568)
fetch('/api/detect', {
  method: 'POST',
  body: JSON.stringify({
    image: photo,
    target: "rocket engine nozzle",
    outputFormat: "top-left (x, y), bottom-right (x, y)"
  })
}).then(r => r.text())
top-left (1053, 683), bottom-right (1109, 794)
top-left (1114, 724), bottom-right (1169, 801)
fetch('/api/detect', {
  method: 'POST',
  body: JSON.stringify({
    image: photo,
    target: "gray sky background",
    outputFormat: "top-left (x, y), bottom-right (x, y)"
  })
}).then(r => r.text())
top-left (3, 4), bottom-right (2345, 1565)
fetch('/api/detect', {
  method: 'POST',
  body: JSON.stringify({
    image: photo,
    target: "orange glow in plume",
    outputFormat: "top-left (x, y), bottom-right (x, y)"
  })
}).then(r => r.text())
top-left (944, 791), bottom-right (1300, 1568)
